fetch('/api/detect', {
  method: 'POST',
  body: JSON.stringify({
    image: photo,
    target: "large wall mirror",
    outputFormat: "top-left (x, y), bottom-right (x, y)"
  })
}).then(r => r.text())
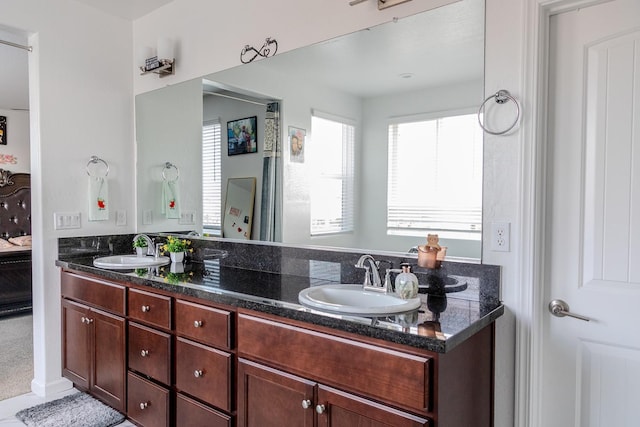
top-left (136, 0), bottom-right (485, 260)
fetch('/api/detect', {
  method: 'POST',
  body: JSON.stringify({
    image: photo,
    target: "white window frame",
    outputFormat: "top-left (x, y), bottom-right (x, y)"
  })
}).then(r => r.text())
top-left (387, 108), bottom-right (483, 240)
top-left (309, 110), bottom-right (356, 236)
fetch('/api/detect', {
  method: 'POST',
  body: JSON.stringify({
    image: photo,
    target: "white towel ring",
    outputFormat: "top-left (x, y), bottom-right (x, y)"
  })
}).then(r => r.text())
top-left (477, 90), bottom-right (520, 135)
top-left (162, 162), bottom-right (180, 182)
top-left (86, 156), bottom-right (109, 177)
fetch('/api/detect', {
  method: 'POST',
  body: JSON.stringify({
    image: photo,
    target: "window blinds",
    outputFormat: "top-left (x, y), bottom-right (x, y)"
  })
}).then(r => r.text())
top-left (387, 112), bottom-right (482, 236)
top-left (202, 119), bottom-right (222, 234)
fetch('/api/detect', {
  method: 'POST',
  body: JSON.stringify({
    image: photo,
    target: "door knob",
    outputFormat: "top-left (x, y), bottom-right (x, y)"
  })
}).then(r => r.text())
top-left (140, 349), bottom-right (149, 357)
top-left (194, 369), bottom-right (204, 378)
top-left (301, 399), bottom-right (312, 409)
top-left (141, 305), bottom-right (150, 312)
top-left (194, 320), bottom-right (203, 328)
top-left (548, 299), bottom-right (591, 322)
top-left (316, 404), bottom-right (326, 414)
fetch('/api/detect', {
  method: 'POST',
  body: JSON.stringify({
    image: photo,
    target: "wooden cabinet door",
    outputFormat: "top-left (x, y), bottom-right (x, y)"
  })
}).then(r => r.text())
top-left (91, 307), bottom-right (126, 412)
top-left (61, 299), bottom-right (90, 390)
top-left (316, 385), bottom-right (430, 427)
top-left (237, 359), bottom-right (315, 427)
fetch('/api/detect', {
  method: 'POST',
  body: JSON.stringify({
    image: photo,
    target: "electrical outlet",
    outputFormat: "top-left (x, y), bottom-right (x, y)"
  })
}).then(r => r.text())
top-left (143, 210), bottom-right (153, 225)
top-left (115, 210), bottom-right (126, 226)
top-left (491, 221), bottom-right (510, 252)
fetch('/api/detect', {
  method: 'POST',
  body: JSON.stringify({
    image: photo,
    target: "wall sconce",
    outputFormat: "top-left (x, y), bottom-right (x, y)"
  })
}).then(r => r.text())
top-left (139, 37), bottom-right (175, 78)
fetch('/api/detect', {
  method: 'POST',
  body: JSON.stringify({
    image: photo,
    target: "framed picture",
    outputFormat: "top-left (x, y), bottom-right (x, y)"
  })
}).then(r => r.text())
top-left (0, 116), bottom-right (6, 145)
top-left (227, 116), bottom-right (258, 156)
top-left (289, 126), bottom-right (306, 163)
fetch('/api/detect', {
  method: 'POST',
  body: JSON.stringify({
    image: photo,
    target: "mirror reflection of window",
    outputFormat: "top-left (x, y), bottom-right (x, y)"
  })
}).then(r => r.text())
top-left (202, 119), bottom-right (222, 236)
top-left (309, 112), bottom-right (355, 236)
top-left (387, 111), bottom-right (483, 241)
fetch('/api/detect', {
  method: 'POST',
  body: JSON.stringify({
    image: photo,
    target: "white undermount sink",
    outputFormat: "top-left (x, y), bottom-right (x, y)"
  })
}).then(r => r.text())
top-left (298, 284), bottom-right (422, 316)
top-left (93, 255), bottom-right (170, 269)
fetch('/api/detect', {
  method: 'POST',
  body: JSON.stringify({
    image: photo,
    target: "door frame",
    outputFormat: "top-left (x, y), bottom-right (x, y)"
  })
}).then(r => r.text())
top-left (518, 0), bottom-right (615, 426)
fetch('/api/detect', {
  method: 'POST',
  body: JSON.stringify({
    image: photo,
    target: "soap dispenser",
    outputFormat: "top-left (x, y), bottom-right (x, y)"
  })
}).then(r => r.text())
top-left (395, 263), bottom-right (419, 299)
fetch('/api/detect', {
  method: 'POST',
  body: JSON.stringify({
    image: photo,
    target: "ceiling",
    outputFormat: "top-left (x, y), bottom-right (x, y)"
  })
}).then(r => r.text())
top-left (72, 0), bottom-right (174, 21)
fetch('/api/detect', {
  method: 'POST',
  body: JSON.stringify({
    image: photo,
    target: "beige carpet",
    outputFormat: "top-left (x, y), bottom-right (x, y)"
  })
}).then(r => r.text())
top-left (0, 313), bottom-right (33, 400)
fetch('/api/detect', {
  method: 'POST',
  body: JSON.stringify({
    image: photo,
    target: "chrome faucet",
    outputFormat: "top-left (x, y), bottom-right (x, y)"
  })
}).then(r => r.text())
top-left (133, 234), bottom-right (155, 257)
top-left (355, 255), bottom-right (387, 292)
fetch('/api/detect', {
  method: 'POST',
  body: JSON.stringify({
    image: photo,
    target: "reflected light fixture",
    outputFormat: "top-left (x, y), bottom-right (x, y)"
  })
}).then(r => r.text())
top-left (139, 37), bottom-right (175, 78)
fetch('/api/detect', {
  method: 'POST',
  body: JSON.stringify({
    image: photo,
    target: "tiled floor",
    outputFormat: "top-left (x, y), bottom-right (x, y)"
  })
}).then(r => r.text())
top-left (0, 389), bottom-right (135, 426)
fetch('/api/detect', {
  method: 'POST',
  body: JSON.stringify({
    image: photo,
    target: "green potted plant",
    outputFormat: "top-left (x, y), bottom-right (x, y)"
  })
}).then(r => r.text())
top-left (161, 235), bottom-right (192, 263)
top-left (133, 236), bottom-right (149, 257)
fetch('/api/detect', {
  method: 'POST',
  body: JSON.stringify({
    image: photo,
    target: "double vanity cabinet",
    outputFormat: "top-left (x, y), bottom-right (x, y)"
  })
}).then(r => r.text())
top-left (58, 242), bottom-right (502, 427)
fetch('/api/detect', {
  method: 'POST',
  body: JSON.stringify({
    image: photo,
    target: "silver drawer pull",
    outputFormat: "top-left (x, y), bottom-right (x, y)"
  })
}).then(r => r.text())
top-left (301, 399), bottom-right (312, 409)
top-left (139, 402), bottom-right (149, 410)
top-left (316, 404), bottom-right (326, 414)
top-left (140, 349), bottom-right (149, 357)
top-left (194, 320), bottom-right (203, 328)
top-left (141, 305), bottom-right (150, 313)
top-left (194, 369), bottom-right (204, 378)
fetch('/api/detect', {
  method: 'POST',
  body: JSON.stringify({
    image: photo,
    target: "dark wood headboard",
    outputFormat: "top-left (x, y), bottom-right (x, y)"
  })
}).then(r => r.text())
top-left (0, 169), bottom-right (31, 239)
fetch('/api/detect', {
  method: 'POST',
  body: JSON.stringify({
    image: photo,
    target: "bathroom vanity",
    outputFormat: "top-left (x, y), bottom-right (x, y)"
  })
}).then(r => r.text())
top-left (57, 235), bottom-right (503, 427)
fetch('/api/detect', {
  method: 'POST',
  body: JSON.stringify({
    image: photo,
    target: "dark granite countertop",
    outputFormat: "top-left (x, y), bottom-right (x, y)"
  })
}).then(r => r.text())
top-left (56, 252), bottom-right (503, 353)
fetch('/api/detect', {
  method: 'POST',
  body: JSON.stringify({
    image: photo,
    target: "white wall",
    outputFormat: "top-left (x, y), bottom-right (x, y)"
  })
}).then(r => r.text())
top-left (2, 0), bottom-right (135, 395)
top-left (0, 109), bottom-right (30, 173)
top-left (136, 78), bottom-right (201, 234)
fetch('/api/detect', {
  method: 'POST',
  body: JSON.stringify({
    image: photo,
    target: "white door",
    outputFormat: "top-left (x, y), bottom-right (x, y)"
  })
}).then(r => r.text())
top-left (543, 1), bottom-right (640, 425)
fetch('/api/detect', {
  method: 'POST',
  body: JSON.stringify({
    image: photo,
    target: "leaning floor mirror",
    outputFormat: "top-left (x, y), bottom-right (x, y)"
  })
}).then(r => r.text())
top-left (223, 177), bottom-right (256, 239)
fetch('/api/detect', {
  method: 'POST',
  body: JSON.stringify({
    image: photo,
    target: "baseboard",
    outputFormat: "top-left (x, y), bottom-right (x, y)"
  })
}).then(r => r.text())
top-left (30, 377), bottom-right (73, 397)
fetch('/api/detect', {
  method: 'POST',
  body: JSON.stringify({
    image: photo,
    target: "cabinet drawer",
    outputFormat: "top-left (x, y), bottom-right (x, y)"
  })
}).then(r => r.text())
top-left (128, 322), bottom-right (171, 385)
top-left (61, 272), bottom-right (125, 315)
top-left (238, 313), bottom-right (432, 412)
top-left (176, 393), bottom-right (232, 427)
top-left (175, 300), bottom-right (231, 350)
top-left (175, 337), bottom-right (232, 412)
top-left (127, 372), bottom-right (170, 427)
top-left (129, 288), bottom-right (171, 329)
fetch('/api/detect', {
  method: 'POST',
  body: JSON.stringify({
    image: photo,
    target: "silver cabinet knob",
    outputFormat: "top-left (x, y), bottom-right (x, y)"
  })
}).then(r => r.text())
top-left (194, 369), bottom-right (203, 378)
top-left (548, 299), bottom-right (591, 322)
top-left (140, 349), bottom-right (149, 357)
top-left (194, 320), bottom-right (203, 328)
top-left (301, 399), bottom-right (312, 409)
top-left (81, 316), bottom-right (87, 324)
top-left (86, 317), bottom-right (93, 324)
top-left (316, 404), bottom-right (326, 414)
top-left (141, 305), bottom-right (150, 312)
top-left (139, 402), bottom-right (148, 410)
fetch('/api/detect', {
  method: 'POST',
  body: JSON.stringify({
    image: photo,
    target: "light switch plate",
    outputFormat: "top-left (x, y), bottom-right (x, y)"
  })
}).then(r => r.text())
top-left (54, 212), bottom-right (81, 230)
top-left (179, 210), bottom-right (195, 225)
